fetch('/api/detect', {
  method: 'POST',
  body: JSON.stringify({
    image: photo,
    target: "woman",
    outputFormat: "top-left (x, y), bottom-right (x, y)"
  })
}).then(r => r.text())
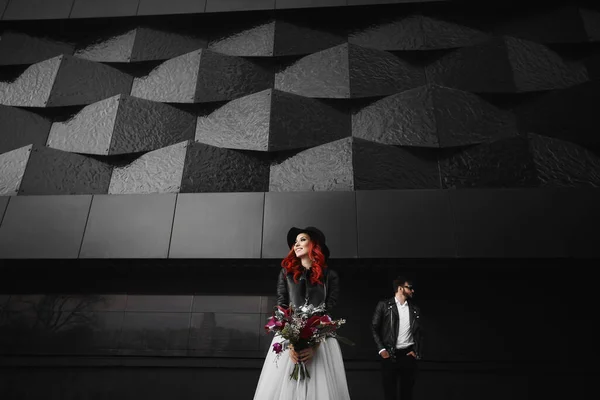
top-left (253, 226), bottom-right (351, 400)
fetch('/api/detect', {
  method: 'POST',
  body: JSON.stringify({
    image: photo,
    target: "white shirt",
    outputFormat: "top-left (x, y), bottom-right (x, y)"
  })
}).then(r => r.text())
top-left (378, 297), bottom-right (414, 354)
top-left (395, 297), bottom-right (414, 349)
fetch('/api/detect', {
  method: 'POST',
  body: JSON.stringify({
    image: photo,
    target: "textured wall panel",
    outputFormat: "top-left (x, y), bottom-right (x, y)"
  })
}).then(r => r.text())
top-left (74, 29), bottom-right (136, 62)
top-left (169, 192), bottom-right (264, 258)
top-left (194, 89), bottom-right (271, 151)
top-left (206, 0), bottom-right (274, 13)
top-left (262, 191), bottom-right (357, 258)
top-left (108, 141), bottom-right (187, 194)
top-left (349, 43), bottom-right (426, 97)
top-left (426, 37), bottom-right (517, 93)
top-left (356, 190), bottom-right (455, 257)
top-left (0, 195), bottom-right (91, 258)
top-left (195, 88), bottom-right (348, 152)
top-left (130, 50), bottom-right (201, 103)
top-left (0, 145), bottom-right (31, 196)
top-left (352, 86), bottom-right (437, 146)
top-left (0, 57), bottom-right (61, 107)
top-left (18, 145), bottom-right (113, 195)
top-left (137, 0), bottom-right (206, 15)
top-left (514, 81), bottom-right (600, 148)
top-left (2, 0), bottom-right (73, 20)
top-left (430, 85), bottom-right (517, 147)
top-left (269, 138), bottom-right (354, 191)
top-left (353, 139), bottom-right (440, 189)
top-left (450, 189), bottom-right (569, 257)
top-left (493, 5), bottom-right (589, 44)
top-left (70, 0), bottom-right (140, 18)
top-left (111, 95), bottom-right (196, 154)
top-left (506, 37), bottom-right (589, 92)
top-left (273, 19), bottom-right (345, 56)
top-left (131, 49), bottom-right (272, 103)
top-left (46, 95), bottom-right (195, 155)
top-left (275, 44), bottom-right (350, 98)
top-left (421, 14), bottom-right (490, 50)
top-left (439, 137), bottom-right (538, 189)
top-left (46, 55), bottom-right (133, 107)
top-left (79, 193), bottom-right (176, 258)
top-left (269, 90), bottom-right (350, 150)
top-left (352, 84), bottom-right (517, 147)
top-left (0, 31), bottom-right (74, 65)
top-left (46, 96), bottom-right (120, 155)
top-left (180, 142), bottom-right (270, 193)
top-left (528, 133), bottom-right (600, 188)
top-left (0, 105), bottom-right (51, 154)
top-left (348, 14), bottom-right (425, 51)
top-left (208, 19), bottom-right (275, 57)
top-left (194, 49), bottom-right (273, 102)
top-left (131, 27), bottom-right (208, 62)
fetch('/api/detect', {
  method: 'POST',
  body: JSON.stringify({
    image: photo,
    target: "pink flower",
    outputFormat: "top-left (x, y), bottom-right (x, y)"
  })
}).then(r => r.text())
top-left (272, 342), bottom-right (283, 354)
top-left (265, 316), bottom-right (284, 333)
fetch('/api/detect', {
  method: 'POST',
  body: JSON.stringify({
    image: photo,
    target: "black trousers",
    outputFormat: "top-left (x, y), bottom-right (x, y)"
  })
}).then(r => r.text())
top-left (381, 348), bottom-right (418, 400)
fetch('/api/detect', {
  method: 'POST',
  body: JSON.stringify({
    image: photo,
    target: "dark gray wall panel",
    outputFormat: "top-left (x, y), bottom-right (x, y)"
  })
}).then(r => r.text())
top-left (206, 0), bottom-right (274, 13)
top-left (137, 0), bottom-right (206, 15)
top-left (169, 192), bottom-right (264, 258)
top-left (262, 191), bottom-right (357, 258)
top-left (0, 196), bottom-right (9, 226)
top-left (515, 81), bottom-right (600, 148)
top-left (79, 194), bottom-right (176, 258)
top-left (46, 55), bottom-right (133, 107)
top-left (274, 19), bottom-right (345, 56)
top-left (0, 31), bottom-right (74, 65)
top-left (439, 137), bottom-right (538, 189)
top-left (0, 195), bottom-right (91, 258)
top-left (356, 190), bottom-right (455, 257)
top-left (70, 0), bottom-right (140, 18)
top-left (131, 27), bottom-right (208, 62)
top-left (0, 105), bottom-right (51, 154)
top-left (2, 0), bottom-right (73, 20)
top-left (111, 95), bottom-right (196, 154)
top-left (18, 146), bottom-right (112, 196)
top-left (180, 142), bottom-right (270, 193)
top-left (492, 5), bottom-right (589, 44)
top-left (353, 139), bottom-right (441, 190)
top-left (276, 0), bottom-right (344, 9)
top-left (450, 188), bottom-right (569, 258)
top-left (426, 37), bottom-right (517, 93)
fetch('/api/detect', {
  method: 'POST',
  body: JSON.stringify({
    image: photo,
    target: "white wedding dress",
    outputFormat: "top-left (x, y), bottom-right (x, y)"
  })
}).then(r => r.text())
top-left (253, 334), bottom-right (351, 400)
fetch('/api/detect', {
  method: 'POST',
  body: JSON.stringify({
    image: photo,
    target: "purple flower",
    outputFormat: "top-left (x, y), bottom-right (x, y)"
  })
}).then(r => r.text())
top-left (272, 342), bottom-right (283, 354)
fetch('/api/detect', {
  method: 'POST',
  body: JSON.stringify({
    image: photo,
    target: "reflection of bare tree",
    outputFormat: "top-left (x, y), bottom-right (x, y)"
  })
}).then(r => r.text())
top-left (22, 295), bottom-right (104, 333)
top-left (0, 295), bottom-right (108, 354)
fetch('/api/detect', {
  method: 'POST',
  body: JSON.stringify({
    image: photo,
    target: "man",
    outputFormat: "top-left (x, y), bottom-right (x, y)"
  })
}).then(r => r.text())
top-left (371, 276), bottom-right (423, 400)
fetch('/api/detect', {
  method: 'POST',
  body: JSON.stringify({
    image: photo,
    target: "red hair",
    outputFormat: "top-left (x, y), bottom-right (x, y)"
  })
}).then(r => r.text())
top-left (281, 241), bottom-right (327, 285)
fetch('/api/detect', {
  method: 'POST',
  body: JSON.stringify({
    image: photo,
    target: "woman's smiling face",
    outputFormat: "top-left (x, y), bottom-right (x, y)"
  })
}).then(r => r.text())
top-left (293, 233), bottom-right (311, 258)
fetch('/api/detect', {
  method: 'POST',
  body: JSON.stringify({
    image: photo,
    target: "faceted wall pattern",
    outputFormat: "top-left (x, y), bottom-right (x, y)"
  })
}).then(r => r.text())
top-left (2, 1), bottom-right (599, 197)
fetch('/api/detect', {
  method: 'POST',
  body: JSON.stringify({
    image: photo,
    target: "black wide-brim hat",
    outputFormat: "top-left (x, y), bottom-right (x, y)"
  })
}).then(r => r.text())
top-left (287, 226), bottom-right (330, 260)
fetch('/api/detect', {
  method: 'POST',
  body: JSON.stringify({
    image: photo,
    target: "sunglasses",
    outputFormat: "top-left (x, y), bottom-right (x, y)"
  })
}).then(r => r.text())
top-left (403, 285), bottom-right (414, 290)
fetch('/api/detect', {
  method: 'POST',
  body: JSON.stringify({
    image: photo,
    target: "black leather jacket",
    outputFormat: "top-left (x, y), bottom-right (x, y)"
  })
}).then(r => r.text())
top-left (277, 267), bottom-right (340, 312)
top-left (371, 298), bottom-right (423, 359)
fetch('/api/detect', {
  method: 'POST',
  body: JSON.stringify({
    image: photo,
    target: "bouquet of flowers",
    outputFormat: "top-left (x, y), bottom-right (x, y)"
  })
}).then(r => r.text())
top-left (264, 302), bottom-right (353, 381)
